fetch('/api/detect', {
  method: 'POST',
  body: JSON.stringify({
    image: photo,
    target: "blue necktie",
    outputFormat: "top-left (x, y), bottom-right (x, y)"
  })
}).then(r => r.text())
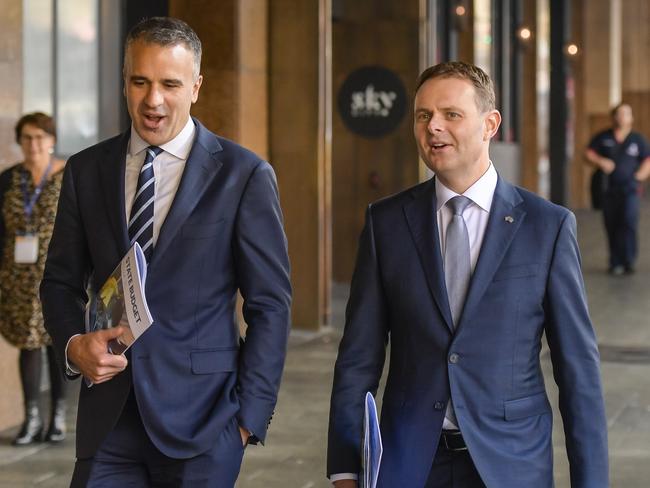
top-left (443, 195), bottom-right (472, 427)
top-left (128, 146), bottom-right (162, 262)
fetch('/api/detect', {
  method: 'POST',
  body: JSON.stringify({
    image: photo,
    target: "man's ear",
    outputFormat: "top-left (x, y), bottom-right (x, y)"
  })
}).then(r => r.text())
top-left (483, 109), bottom-right (502, 140)
top-left (191, 75), bottom-right (203, 104)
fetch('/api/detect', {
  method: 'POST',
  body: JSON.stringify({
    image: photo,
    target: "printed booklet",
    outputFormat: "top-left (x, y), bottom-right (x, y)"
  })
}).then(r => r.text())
top-left (85, 242), bottom-right (153, 356)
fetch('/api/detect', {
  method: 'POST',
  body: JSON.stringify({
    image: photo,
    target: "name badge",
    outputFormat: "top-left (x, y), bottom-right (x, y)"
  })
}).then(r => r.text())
top-left (14, 235), bottom-right (39, 264)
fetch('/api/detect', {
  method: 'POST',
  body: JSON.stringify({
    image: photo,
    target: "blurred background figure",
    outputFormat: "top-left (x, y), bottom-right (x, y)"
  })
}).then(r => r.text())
top-left (585, 103), bottom-right (650, 275)
top-left (0, 112), bottom-right (68, 445)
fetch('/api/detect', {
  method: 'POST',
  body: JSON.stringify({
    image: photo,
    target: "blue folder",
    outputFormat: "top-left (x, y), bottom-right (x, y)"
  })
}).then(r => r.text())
top-left (361, 392), bottom-right (383, 488)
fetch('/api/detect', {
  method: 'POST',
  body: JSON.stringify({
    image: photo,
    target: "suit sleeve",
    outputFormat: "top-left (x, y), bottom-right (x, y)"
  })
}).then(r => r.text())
top-left (327, 205), bottom-right (389, 477)
top-left (40, 159), bottom-right (91, 376)
top-left (544, 211), bottom-right (609, 488)
top-left (233, 161), bottom-right (291, 444)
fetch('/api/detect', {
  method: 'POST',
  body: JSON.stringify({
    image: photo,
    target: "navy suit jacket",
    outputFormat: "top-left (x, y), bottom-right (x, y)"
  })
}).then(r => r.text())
top-left (328, 176), bottom-right (608, 487)
top-left (40, 119), bottom-right (291, 460)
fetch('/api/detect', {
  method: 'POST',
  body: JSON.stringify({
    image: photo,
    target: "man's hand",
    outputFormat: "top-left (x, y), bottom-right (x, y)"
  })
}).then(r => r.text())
top-left (239, 425), bottom-right (251, 447)
top-left (67, 327), bottom-right (129, 384)
top-left (333, 481), bottom-right (358, 488)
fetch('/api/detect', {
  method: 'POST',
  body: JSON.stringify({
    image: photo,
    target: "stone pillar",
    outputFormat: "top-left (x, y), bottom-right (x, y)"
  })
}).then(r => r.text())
top-left (0, 0), bottom-right (23, 431)
top-left (570, 0), bottom-right (623, 208)
top-left (622, 0), bottom-right (650, 138)
top-left (520, 0), bottom-right (538, 193)
top-left (0, 0), bottom-right (22, 170)
top-left (270, 0), bottom-right (331, 330)
top-left (168, 1), bottom-right (272, 332)
top-left (169, 0), bottom-right (269, 158)
top-left (331, 0), bottom-right (420, 283)
top-left (583, 0), bottom-right (620, 113)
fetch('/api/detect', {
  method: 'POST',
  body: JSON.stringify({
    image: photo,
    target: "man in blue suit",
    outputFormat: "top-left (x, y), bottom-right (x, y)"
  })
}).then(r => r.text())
top-left (40, 17), bottom-right (291, 487)
top-left (328, 62), bottom-right (608, 487)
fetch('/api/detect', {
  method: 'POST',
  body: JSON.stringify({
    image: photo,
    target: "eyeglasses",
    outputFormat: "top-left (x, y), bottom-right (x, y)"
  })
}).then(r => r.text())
top-left (19, 134), bottom-right (51, 144)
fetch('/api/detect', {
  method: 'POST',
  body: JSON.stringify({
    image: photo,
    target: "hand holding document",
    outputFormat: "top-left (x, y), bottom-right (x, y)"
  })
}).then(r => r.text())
top-left (86, 242), bottom-right (153, 354)
top-left (361, 392), bottom-right (383, 488)
top-left (82, 242), bottom-right (153, 385)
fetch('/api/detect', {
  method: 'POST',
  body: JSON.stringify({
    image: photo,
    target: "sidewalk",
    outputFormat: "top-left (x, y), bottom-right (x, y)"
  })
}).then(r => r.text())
top-left (1, 204), bottom-right (650, 487)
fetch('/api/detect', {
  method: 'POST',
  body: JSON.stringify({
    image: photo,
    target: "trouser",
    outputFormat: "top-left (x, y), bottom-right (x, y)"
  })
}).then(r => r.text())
top-left (602, 189), bottom-right (640, 268)
top-left (424, 433), bottom-right (486, 488)
top-left (71, 390), bottom-right (246, 488)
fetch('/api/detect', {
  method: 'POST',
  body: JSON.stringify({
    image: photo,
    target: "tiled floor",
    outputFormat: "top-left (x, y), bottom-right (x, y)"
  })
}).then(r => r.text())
top-left (2, 203), bottom-right (650, 487)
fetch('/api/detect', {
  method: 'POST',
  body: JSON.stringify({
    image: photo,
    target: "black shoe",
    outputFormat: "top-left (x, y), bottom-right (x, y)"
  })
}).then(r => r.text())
top-left (624, 265), bottom-right (636, 275)
top-left (45, 400), bottom-right (67, 443)
top-left (12, 404), bottom-right (43, 446)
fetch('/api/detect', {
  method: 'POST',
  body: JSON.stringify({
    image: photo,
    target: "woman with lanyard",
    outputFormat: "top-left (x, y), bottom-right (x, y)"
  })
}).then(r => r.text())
top-left (0, 112), bottom-right (68, 445)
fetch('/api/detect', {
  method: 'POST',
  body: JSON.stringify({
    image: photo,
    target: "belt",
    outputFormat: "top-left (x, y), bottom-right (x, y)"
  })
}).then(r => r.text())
top-left (439, 430), bottom-right (468, 451)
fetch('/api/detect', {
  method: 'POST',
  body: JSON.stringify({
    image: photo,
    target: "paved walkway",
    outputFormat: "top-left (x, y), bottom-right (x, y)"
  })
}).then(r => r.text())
top-left (2, 203), bottom-right (650, 487)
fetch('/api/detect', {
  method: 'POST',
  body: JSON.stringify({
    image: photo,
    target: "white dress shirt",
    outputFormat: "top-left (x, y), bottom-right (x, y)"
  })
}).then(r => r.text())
top-left (436, 162), bottom-right (497, 430)
top-left (330, 163), bottom-right (498, 484)
top-left (125, 117), bottom-right (196, 244)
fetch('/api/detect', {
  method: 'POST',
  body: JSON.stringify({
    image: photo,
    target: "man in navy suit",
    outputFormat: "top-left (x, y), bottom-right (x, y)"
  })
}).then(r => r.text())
top-left (40, 17), bottom-right (291, 487)
top-left (328, 62), bottom-right (608, 487)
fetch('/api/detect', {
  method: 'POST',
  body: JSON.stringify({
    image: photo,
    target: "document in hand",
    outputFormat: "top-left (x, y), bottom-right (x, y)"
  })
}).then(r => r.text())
top-left (85, 242), bottom-right (153, 356)
top-left (361, 391), bottom-right (383, 488)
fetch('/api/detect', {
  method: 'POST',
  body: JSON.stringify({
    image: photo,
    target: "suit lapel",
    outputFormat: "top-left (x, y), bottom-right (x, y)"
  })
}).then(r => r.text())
top-left (458, 177), bottom-right (525, 329)
top-left (403, 180), bottom-right (454, 332)
top-left (98, 131), bottom-right (130, 257)
top-left (151, 119), bottom-right (223, 265)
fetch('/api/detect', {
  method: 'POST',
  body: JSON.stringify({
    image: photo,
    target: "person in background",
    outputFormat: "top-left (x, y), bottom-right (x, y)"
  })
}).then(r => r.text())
top-left (585, 103), bottom-right (650, 275)
top-left (0, 112), bottom-right (68, 445)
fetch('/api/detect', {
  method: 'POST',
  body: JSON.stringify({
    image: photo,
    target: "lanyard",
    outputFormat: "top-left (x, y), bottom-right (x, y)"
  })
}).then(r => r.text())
top-left (21, 159), bottom-right (53, 222)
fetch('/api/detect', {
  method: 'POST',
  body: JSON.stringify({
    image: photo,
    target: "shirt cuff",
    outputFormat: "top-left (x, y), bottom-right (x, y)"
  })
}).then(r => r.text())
top-left (65, 334), bottom-right (82, 376)
top-left (330, 473), bottom-right (358, 482)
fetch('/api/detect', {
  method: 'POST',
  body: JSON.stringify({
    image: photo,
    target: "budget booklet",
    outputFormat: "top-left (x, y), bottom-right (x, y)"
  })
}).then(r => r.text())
top-left (85, 242), bottom-right (153, 356)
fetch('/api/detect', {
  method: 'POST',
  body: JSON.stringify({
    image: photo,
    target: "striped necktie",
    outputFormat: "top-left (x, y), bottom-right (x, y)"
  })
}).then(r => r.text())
top-left (128, 146), bottom-right (162, 262)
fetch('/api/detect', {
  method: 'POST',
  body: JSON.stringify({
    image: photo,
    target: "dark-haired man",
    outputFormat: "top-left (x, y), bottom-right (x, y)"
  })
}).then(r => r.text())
top-left (328, 62), bottom-right (608, 488)
top-left (41, 17), bottom-right (291, 487)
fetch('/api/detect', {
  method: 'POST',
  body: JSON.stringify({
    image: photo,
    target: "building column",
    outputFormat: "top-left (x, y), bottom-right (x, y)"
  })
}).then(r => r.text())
top-left (0, 0), bottom-right (23, 431)
top-left (169, 0), bottom-right (269, 158)
top-left (169, 1), bottom-right (333, 331)
top-left (571, 0), bottom-right (622, 208)
top-left (520, 0), bottom-right (538, 193)
top-left (622, 0), bottom-right (650, 138)
top-left (549, 0), bottom-right (570, 205)
top-left (269, 0), bottom-right (332, 330)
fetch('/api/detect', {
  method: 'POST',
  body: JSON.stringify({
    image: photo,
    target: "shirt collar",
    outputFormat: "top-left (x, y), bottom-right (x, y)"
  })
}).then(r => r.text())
top-left (435, 162), bottom-right (498, 213)
top-left (128, 117), bottom-right (196, 160)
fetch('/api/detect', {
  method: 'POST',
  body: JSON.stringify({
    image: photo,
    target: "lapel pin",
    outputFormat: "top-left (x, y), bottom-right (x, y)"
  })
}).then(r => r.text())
top-left (504, 216), bottom-right (514, 223)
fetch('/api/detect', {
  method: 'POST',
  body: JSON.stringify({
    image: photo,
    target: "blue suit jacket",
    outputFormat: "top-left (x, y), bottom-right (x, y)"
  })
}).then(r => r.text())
top-left (40, 119), bottom-right (291, 460)
top-left (328, 177), bottom-right (608, 487)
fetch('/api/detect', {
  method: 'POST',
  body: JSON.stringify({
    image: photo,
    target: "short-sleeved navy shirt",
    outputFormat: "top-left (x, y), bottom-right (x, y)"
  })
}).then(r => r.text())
top-left (588, 129), bottom-right (650, 190)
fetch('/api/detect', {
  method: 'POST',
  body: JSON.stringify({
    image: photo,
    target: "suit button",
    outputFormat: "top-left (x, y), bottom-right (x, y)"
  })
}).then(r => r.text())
top-left (434, 401), bottom-right (444, 411)
top-left (449, 353), bottom-right (459, 364)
